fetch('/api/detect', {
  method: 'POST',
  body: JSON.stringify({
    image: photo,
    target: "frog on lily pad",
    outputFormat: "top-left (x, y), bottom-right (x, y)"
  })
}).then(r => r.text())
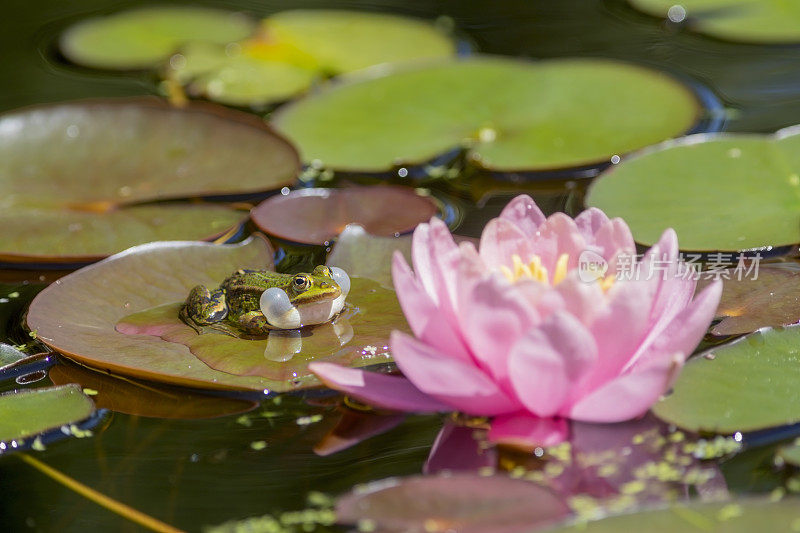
top-left (180, 265), bottom-right (351, 337)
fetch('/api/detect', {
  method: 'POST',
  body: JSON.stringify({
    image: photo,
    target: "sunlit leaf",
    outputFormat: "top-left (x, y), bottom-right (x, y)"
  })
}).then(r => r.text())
top-left (28, 237), bottom-right (407, 392)
top-left (586, 129), bottom-right (800, 251)
top-left (336, 473), bottom-right (570, 532)
top-left (653, 327), bottom-right (800, 433)
top-left (60, 7), bottom-right (255, 70)
top-left (547, 498), bottom-right (800, 532)
top-left (0, 99), bottom-right (299, 262)
top-left (0, 384), bottom-right (95, 442)
top-left (272, 57), bottom-right (700, 172)
top-left (251, 186), bottom-right (436, 245)
top-left (0, 343), bottom-right (26, 367)
top-left (629, 0), bottom-right (800, 44)
top-left (699, 265), bottom-right (800, 336)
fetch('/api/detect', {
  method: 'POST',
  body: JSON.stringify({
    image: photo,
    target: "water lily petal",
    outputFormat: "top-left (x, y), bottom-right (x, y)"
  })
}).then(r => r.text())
top-left (393, 251), bottom-right (471, 362)
top-left (574, 207), bottom-right (609, 241)
top-left (530, 213), bottom-right (587, 272)
top-left (508, 312), bottom-right (598, 417)
top-left (488, 412), bottom-right (569, 448)
top-left (627, 280), bottom-right (722, 373)
top-left (498, 194), bottom-right (546, 238)
top-left (479, 217), bottom-right (534, 271)
top-left (566, 353), bottom-right (683, 423)
top-left (556, 273), bottom-right (605, 325)
top-left (424, 422), bottom-right (497, 474)
top-left (309, 362), bottom-right (451, 413)
top-left (390, 331), bottom-right (519, 416)
top-left (594, 217), bottom-right (636, 269)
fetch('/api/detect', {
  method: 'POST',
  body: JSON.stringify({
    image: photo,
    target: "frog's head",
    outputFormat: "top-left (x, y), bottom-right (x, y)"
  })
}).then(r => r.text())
top-left (260, 266), bottom-right (351, 329)
top-left (285, 265), bottom-right (343, 305)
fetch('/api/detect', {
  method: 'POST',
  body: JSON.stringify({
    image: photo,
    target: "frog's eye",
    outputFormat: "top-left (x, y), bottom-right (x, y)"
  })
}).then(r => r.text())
top-left (293, 275), bottom-right (310, 290)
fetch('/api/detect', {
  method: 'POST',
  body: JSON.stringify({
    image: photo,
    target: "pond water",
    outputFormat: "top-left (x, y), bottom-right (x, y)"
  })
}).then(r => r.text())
top-left (4, 0), bottom-right (800, 531)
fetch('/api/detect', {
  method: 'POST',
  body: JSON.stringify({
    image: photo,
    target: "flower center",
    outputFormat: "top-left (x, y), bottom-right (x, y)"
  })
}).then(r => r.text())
top-left (500, 253), bottom-right (615, 291)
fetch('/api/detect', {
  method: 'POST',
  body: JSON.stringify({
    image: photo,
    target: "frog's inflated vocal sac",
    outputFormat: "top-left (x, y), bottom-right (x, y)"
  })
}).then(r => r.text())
top-left (180, 265), bottom-right (350, 336)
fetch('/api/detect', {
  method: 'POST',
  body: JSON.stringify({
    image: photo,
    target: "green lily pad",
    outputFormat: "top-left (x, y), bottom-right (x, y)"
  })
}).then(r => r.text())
top-left (116, 276), bottom-right (405, 386)
top-left (0, 99), bottom-right (299, 262)
top-left (0, 384), bottom-right (95, 443)
top-left (27, 236), bottom-right (406, 392)
top-left (699, 265), bottom-right (800, 336)
top-left (271, 56), bottom-right (701, 172)
top-left (336, 474), bottom-right (570, 532)
top-left (586, 129), bottom-right (800, 251)
top-left (0, 343), bottom-right (26, 367)
top-left (60, 7), bottom-right (255, 70)
top-left (653, 327), bottom-right (800, 433)
top-left (168, 10), bottom-right (455, 106)
top-left (629, 0), bottom-right (800, 44)
top-left (548, 498), bottom-right (800, 532)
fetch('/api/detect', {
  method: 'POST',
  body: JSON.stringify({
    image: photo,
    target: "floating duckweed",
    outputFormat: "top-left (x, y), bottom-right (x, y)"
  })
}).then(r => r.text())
top-left (787, 475), bottom-right (800, 493)
top-left (31, 436), bottom-right (45, 451)
top-left (596, 463), bottom-right (618, 478)
top-left (509, 466), bottom-right (526, 478)
top-left (568, 495), bottom-right (605, 522)
top-left (28, 329), bottom-right (38, 339)
top-left (82, 388), bottom-right (98, 396)
top-left (633, 461), bottom-right (682, 482)
top-left (691, 436), bottom-right (743, 459)
top-left (770, 487), bottom-right (786, 502)
top-left (544, 462), bottom-right (565, 478)
top-left (68, 424), bottom-right (93, 438)
top-left (477, 466), bottom-right (495, 477)
top-left (547, 442), bottom-right (572, 463)
top-left (356, 518), bottom-right (377, 532)
top-left (236, 415), bottom-right (252, 427)
top-left (296, 414), bottom-right (323, 426)
top-left (620, 480), bottom-right (646, 495)
top-left (716, 503), bottom-right (743, 521)
top-left (668, 431), bottom-right (685, 443)
top-left (250, 440), bottom-right (267, 451)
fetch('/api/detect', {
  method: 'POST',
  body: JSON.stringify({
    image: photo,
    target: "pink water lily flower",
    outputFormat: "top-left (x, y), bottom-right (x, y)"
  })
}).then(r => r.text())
top-left (310, 195), bottom-right (721, 447)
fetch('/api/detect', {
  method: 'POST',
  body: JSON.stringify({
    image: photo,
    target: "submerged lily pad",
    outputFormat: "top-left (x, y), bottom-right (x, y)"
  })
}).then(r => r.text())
top-left (653, 327), bottom-right (800, 433)
top-left (251, 187), bottom-right (437, 245)
top-left (60, 7), bottom-right (255, 70)
top-left (0, 99), bottom-right (299, 262)
top-left (27, 237), bottom-right (406, 392)
top-left (548, 498), bottom-right (800, 532)
top-left (169, 10), bottom-right (456, 106)
top-left (586, 129), bottom-right (800, 251)
top-left (629, 0), bottom-right (800, 44)
top-left (700, 265), bottom-right (800, 336)
top-left (336, 474), bottom-right (570, 532)
top-left (0, 384), bottom-right (95, 442)
top-left (272, 56), bottom-right (701, 172)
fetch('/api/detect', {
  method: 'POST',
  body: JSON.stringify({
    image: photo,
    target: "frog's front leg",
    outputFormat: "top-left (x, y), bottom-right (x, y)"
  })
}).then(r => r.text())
top-left (236, 311), bottom-right (274, 335)
top-left (183, 285), bottom-right (228, 327)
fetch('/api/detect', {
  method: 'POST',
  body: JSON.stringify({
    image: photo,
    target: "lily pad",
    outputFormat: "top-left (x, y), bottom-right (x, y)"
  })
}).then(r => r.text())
top-left (629, 0), bottom-right (800, 44)
top-left (653, 327), bottom-right (800, 433)
top-left (547, 498), bottom-right (800, 532)
top-left (251, 187), bottom-right (437, 245)
top-left (169, 10), bottom-right (456, 106)
top-left (271, 56), bottom-right (701, 172)
top-left (0, 384), bottom-right (95, 442)
top-left (27, 236), bottom-right (406, 392)
top-left (0, 343), bottom-right (26, 367)
top-left (336, 473), bottom-right (570, 533)
top-left (700, 265), bottom-right (800, 336)
top-left (48, 361), bottom-right (256, 419)
top-left (586, 129), bottom-right (800, 251)
top-left (0, 99), bottom-right (299, 262)
top-left (60, 7), bottom-right (255, 70)
top-left (326, 225), bottom-right (413, 289)
top-left (116, 276), bottom-right (405, 385)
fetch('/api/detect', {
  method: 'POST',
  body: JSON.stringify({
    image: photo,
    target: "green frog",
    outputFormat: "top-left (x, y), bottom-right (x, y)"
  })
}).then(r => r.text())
top-left (179, 265), bottom-right (350, 337)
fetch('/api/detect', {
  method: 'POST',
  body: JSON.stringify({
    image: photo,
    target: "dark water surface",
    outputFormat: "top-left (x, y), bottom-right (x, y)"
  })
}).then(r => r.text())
top-left (4, 0), bottom-right (800, 531)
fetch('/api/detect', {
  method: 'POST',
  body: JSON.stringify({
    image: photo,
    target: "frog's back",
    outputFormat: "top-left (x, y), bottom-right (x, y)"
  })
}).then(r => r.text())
top-left (221, 269), bottom-right (290, 315)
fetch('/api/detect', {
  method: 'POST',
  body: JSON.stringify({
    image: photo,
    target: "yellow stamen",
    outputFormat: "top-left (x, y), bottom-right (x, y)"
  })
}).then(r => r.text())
top-left (552, 254), bottom-right (569, 285)
top-left (600, 274), bottom-right (616, 292)
top-left (500, 253), bottom-right (615, 293)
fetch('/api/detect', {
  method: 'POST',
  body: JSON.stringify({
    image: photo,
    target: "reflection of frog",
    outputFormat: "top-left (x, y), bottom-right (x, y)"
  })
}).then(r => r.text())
top-left (179, 265), bottom-right (350, 336)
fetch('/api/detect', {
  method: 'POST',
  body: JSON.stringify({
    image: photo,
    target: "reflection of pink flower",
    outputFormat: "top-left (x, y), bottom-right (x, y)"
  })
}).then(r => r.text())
top-left (311, 195), bottom-right (721, 447)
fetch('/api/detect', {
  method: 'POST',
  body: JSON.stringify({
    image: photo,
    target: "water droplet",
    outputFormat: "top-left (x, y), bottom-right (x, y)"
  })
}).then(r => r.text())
top-left (667, 5), bottom-right (687, 23)
top-left (66, 124), bottom-right (80, 138)
top-left (397, 167), bottom-right (408, 178)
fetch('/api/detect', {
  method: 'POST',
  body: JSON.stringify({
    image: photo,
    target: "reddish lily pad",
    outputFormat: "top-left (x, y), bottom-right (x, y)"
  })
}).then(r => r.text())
top-left (116, 276), bottom-right (406, 387)
top-left (0, 99), bottom-right (299, 262)
top-left (699, 265), bottom-right (800, 336)
top-left (336, 473), bottom-right (570, 533)
top-left (27, 236), bottom-right (406, 392)
top-left (251, 186), bottom-right (437, 245)
top-left (48, 361), bottom-right (256, 419)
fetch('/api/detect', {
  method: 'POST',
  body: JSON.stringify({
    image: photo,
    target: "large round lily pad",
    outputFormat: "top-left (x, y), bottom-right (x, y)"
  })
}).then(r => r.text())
top-left (548, 498), bottom-right (800, 532)
top-left (271, 56), bottom-right (701, 172)
top-left (0, 99), bottom-right (299, 262)
top-left (586, 129), bottom-right (800, 251)
top-left (60, 7), bottom-right (255, 70)
top-left (653, 327), bottom-right (800, 433)
top-left (169, 10), bottom-right (456, 106)
top-left (629, 0), bottom-right (800, 44)
top-left (250, 187), bottom-right (437, 245)
top-left (27, 237), bottom-right (406, 392)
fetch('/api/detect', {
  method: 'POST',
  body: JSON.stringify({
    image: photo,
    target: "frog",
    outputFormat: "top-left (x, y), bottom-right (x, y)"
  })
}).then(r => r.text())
top-left (179, 265), bottom-right (351, 337)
